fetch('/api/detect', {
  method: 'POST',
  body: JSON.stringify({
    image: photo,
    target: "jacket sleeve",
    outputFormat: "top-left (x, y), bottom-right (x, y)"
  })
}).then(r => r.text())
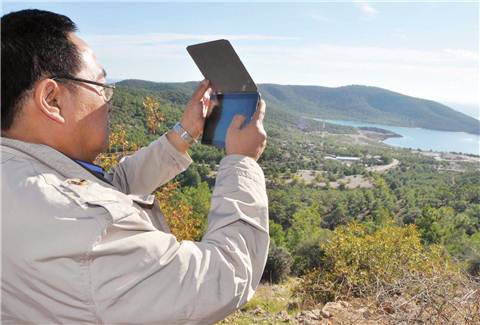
top-left (104, 133), bottom-right (192, 195)
top-left (90, 155), bottom-right (269, 325)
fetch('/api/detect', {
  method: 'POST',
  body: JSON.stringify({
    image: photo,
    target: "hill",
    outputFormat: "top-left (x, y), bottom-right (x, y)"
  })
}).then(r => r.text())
top-left (259, 84), bottom-right (480, 134)
top-left (106, 79), bottom-right (480, 325)
top-left (116, 80), bottom-right (480, 135)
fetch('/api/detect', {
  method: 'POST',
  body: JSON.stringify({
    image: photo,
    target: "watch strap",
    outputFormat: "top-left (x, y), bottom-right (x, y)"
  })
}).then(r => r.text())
top-left (172, 122), bottom-right (197, 145)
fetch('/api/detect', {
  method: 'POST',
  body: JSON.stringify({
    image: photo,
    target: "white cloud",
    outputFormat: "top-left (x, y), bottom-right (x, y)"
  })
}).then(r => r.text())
top-left (235, 44), bottom-right (478, 104)
top-left (238, 44), bottom-right (478, 104)
top-left (354, 0), bottom-right (379, 18)
top-left (443, 48), bottom-right (478, 61)
top-left (83, 32), bottom-right (478, 105)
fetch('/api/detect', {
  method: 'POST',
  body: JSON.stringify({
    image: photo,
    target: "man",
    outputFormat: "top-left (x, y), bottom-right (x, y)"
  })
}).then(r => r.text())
top-left (1, 9), bottom-right (268, 324)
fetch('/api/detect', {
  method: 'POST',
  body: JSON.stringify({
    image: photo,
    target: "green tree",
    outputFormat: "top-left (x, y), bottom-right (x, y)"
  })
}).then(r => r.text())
top-left (179, 182), bottom-right (211, 240)
top-left (322, 200), bottom-right (349, 230)
top-left (177, 164), bottom-right (201, 187)
top-left (261, 242), bottom-right (293, 284)
top-left (286, 203), bottom-right (326, 252)
top-left (269, 220), bottom-right (287, 248)
top-left (416, 206), bottom-right (473, 257)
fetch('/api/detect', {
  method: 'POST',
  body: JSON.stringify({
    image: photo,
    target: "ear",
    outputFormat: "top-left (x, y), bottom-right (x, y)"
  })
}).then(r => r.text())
top-left (33, 78), bottom-right (66, 124)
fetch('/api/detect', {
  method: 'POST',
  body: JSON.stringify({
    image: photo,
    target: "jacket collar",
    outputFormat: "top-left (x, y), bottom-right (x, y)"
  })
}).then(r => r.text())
top-left (0, 137), bottom-right (114, 189)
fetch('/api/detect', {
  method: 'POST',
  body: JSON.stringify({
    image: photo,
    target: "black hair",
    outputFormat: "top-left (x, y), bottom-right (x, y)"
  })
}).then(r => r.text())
top-left (1, 9), bottom-right (82, 130)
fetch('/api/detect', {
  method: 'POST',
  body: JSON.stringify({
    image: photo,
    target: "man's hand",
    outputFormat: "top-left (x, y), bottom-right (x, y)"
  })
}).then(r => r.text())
top-left (181, 79), bottom-right (216, 140)
top-left (226, 99), bottom-right (267, 161)
top-left (167, 79), bottom-right (216, 153)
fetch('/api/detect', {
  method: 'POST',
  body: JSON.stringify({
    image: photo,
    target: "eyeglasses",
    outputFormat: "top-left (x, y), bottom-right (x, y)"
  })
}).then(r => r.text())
top-left (52, 75), bottom-right (115, 102)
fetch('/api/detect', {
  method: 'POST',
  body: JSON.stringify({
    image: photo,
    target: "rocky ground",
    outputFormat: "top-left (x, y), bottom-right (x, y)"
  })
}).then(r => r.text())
top-left (224, 300), bottom-right (381, 324)
top-left (218, 278), bottom-right (480, 324)
top-left (218, 280), bottom-right (386, 325)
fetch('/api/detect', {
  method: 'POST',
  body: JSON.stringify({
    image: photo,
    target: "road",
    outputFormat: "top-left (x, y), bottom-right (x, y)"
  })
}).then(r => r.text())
top-left (366, 158), bottom-right (399, 173)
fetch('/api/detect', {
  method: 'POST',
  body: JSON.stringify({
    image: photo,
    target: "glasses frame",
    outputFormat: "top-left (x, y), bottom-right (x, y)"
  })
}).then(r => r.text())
top-left (52, 75), bottom-right (115, 102)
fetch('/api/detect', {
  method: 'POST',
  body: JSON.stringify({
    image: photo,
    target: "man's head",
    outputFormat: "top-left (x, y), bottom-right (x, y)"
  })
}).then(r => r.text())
top-left (1, 9), bottom-right (112, 162)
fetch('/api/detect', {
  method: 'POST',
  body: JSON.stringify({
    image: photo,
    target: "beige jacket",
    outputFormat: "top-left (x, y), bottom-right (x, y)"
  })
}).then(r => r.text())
top-left (1, 134), bottom-right (269, 324)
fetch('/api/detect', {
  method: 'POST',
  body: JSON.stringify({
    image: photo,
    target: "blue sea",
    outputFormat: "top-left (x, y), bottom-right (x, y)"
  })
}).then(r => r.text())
top-left (317, 119), bottom-right (480, 156)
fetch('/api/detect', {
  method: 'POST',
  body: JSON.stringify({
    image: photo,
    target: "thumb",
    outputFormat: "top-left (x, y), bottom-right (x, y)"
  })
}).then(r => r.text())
top-left (229, 115), bottom-right (246, 130)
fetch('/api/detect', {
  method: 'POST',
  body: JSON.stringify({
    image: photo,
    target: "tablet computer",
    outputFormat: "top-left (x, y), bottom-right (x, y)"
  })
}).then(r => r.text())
top-left (187, 39), bottom-right (257, 93)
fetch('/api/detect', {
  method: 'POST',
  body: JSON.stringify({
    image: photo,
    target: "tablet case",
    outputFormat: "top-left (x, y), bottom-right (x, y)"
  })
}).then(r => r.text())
top-left (187, 39), bottom-right (257, 93)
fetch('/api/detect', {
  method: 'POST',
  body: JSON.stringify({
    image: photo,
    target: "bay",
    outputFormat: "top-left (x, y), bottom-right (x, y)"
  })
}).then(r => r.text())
top-left (316, 119), bottom-right (480, 156)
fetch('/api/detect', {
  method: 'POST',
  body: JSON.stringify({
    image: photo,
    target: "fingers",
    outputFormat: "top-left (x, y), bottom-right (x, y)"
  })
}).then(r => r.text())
top-left (191, 79), bottom-right (210, 102)
top-left (203, 92), bottom-right (218, 117)
top-left (203, 87), bottom-right (213, 100)
top-left (228, 115), bottom-right (247, 130)
top-left (207, 93), bottom-right (219, 109)
top-left (206, 101), bottom-right (217, 118)
top-left (252, 99), bottom-right (266, 124)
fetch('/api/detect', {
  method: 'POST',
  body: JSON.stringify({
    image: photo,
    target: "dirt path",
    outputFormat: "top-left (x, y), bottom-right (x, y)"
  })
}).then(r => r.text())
top-left (366, 158), bottom-right (399, 173)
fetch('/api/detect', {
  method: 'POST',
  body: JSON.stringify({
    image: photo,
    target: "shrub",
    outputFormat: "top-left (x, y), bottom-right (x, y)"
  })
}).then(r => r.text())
top-left (269, 220), bottom-right (287, 248)
top-left (296, 222), bottom-right (461, 304)
top-left (262, 242), bottom-right (293, 284)
top-left (293, 237), bottom-right (330, 276)
top-left (285, 204), bottom-right (326, 251)
top-left (155, 182), bottom-right (203, 241)
top-left (295, 222), bottom-right (480, 323)
top-left (467, 255), bottom-right (480, 277)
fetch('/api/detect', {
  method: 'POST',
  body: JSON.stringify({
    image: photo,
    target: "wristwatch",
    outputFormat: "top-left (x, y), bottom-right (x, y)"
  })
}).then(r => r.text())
top-left (172, 122), bottom-right (197, 145)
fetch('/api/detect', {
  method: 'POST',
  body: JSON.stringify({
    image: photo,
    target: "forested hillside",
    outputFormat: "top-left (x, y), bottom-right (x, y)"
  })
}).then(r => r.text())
top-left (117, 79), bottom-right (480, 134)
top-left (102, 81), bottom-right (480, 324)
top-left (259, 83), bottom-right (479, 134)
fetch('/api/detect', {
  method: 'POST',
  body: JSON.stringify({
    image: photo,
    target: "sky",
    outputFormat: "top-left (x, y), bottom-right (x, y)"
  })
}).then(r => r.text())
top-left (3, 1), bottom-right (479, 118)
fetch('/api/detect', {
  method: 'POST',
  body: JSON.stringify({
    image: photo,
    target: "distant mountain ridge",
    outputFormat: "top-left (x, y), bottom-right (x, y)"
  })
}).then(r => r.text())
top-left (117, 80), bottom-right (480, 135)
top-left (258, 84), bottom-right (480, 135)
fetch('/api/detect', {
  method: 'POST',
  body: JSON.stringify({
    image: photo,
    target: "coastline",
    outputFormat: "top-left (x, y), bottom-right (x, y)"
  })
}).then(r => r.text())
top-left (311, 118), bottom-right (480, 156)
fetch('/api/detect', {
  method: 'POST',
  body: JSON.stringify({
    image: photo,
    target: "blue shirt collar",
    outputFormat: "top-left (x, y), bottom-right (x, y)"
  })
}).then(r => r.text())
top-left (73, 159), bottom-right (105, 177)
